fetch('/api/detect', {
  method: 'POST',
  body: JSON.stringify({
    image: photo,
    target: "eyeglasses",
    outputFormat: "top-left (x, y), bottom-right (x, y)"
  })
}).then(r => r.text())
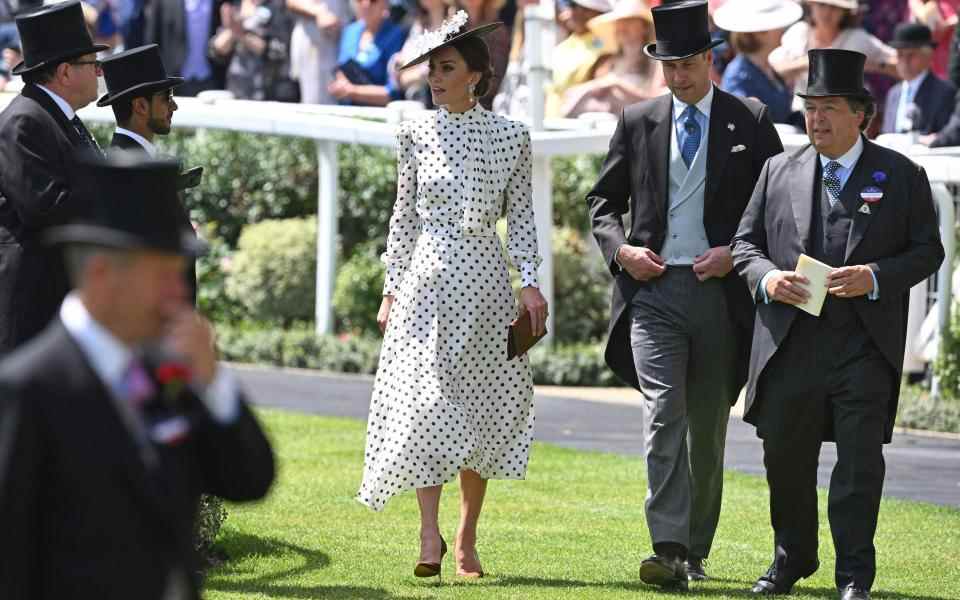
top-left (70, 59), bottom-right (102, 72)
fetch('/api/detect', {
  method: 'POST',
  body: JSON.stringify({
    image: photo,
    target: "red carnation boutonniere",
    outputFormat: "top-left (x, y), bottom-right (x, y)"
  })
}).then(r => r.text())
top-left (155, 362), bottom-right (193, 407)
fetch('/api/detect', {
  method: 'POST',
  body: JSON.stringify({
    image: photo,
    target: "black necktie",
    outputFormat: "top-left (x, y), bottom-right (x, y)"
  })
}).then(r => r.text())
top-left (72, 115), bottom-right (103, 156)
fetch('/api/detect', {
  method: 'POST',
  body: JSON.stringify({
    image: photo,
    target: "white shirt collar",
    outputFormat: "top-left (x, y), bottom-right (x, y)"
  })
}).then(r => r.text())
top-left (673, 84), bottom-right (714, 122)
top-left (37, 84), bottom-right (76, 120)
top-left (819, 135), bottom-right (864, 171)
top-left (114, 127), bottom-right (157, 157)
top-left (60, 293), bottom-right (133, 390)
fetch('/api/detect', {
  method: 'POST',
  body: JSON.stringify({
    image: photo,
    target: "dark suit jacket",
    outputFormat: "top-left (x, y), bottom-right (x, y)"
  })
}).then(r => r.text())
top-left (0, 319), bottom-right (275, 600)
top-left (881, 72), bottom-right (956, 134)
top-left (731, 140), bottom-right (944, 442)
top-left (0, 84), bottom-right (88, 353)
top-left (929, 88), bottom-right (960, 147)
top-left (145, 0), bottom-right (227, 86)
top-left (109, 132), bottom-right (199, 302)
top-left (586, 88), bottom-right (784, 392)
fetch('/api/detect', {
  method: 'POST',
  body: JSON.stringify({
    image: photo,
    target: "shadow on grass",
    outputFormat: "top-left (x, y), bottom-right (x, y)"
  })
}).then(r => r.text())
top-left (483, 577), bottom-right (955, 600)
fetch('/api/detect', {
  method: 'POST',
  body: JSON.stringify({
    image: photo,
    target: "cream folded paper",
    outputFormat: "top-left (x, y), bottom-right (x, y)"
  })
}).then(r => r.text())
top-left (795, 254), bottom-right (832, 317)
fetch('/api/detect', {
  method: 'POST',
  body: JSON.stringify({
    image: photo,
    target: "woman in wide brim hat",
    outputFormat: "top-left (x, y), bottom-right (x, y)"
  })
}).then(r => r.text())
top-left (358, 8), bottom-right (548, 583)
top-left (559, 0), bottom-right (663, 117)
top-left (769, 0), bottom-right (897, 112)
top-left (714, 0), bottom-right (802, 123)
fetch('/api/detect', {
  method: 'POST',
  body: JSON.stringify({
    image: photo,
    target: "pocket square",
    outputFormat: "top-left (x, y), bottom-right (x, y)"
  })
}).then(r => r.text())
top-left (731, 144), bottom-right (747, 153)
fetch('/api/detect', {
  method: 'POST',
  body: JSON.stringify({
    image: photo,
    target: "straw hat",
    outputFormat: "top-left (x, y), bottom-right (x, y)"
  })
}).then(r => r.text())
top-left (713, 0), bottom-right (802, 33)
top-left (806, 0), bottom-right (859, 11)
top-left (587, 0), bottom-right (652, 49)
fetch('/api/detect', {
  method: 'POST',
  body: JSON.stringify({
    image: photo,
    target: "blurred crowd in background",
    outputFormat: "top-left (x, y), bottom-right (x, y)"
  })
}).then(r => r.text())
top-left (4, 0), bottom-right (960, 142)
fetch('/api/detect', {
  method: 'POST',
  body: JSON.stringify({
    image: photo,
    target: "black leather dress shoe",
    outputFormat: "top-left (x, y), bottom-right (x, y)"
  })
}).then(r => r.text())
top-left (839, 585), bottom-right (871, 600)
top-left (639, 554), bottom-right (688, 590)
top-left (750, 559), bottom-right (819, 595)
top-left (685, 557), bottom-right (708, 581)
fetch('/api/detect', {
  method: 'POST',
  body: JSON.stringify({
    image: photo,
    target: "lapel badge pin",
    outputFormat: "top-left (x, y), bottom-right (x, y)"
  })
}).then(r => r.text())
top-left (860, 186), bottom-right (883, 203)
top-left (727, 123), bottom-right (735, 131)
top-left (858, 203), bottom-right (872, 215)
top-left (731, 144), bottom-right (747, 153)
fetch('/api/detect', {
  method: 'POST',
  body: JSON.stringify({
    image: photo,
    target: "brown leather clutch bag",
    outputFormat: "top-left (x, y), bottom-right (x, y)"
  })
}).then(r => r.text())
top-left (507, 310), bottom-right (547, 360)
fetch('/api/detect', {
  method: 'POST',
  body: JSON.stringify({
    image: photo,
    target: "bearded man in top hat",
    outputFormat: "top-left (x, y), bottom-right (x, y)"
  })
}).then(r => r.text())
top-left (732, 49), bottom-right (943, 600)
top-left (0, 151), bottom-right (275, 600)
top-left (586, 0), bottom-right (783, 589)
top-left (99, 43), bottom-right (200, 301)
top-left (0, 0), bottom-right (108, 355)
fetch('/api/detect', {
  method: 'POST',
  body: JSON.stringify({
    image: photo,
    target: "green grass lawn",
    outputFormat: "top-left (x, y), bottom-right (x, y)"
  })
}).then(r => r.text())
top-left (204, 409), bottom-right (960, 600)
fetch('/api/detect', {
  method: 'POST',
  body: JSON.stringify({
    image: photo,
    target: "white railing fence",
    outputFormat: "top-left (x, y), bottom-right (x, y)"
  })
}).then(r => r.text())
top-left (0, 91), bottom-right (956, 396)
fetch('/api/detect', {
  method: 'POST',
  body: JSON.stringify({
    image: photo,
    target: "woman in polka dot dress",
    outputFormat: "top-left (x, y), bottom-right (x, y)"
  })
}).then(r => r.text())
top-left (356, 13), bottom-right (548, 580)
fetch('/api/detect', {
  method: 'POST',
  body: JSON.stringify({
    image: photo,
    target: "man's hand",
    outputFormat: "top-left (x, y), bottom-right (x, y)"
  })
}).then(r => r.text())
top-left (692, 246), bottom-right (733, 281)
top-left (327, 71), bottom-right (353, 100)
top-left (617, 245), bottom-right (666, 281)
top-left (765, 271), bottom-right (811, 305)
top-left (166, 310), bottom-right (218, 387)
top-left (827, 265), bottom-right (875, 298)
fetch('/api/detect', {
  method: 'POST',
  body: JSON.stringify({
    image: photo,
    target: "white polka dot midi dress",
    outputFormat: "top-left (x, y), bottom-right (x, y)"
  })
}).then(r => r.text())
top-left (357, 104), bottom-right (542, 511)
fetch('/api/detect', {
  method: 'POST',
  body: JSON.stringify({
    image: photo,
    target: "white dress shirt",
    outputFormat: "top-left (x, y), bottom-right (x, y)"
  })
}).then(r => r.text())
top-left (114, 127), bottom-right (158, 156)
top-left (895, 70), bottom-right (928, 133)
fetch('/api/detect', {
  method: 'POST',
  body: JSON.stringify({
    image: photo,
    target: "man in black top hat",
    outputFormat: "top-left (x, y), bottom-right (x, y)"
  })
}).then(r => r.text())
top-left (0, 151), bottom-right (275, 600)
top-left (99, 43), bottom-right (200, 301)
top-left (881, 23), bottom-right (956, 135)
top-left (0, 0), bottom-right (109, 355)
top-left (732, 49), bottom-right (943, 600)
top-left (586, 0), bottom-right (782, 589)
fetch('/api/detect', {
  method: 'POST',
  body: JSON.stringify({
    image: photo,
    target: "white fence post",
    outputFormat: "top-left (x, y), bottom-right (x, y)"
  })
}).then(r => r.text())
top-left (931, 183), bottom-right (955, 401)
top-left (533, 154), bottom-right (554, 343)
top-left (316, 140), bottom-right (339, 335)
top-left (525, 1), bottom-right (555, 343)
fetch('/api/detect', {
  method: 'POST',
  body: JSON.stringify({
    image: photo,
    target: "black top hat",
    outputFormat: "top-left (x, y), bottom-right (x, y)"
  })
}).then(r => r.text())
top-left (97, 44), bottom-right (184, 107)
top-left (797, 48), bottom-right (871, 100)
top-left (399, 10), bottom-right (502, 70)
top-left (643, 0), bottom-right (722, 61)
top-left (889, 22), bottom-right (936, 49)
top-left (12, 1), bottom-right (110, 76)
top-left (45, 151), bottom-right (206, 257)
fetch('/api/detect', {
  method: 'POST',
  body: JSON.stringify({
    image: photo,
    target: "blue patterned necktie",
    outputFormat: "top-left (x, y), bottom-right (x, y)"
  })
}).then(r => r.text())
top-left (823, 160), bottom-right (842, 206)
top-left (680, 106), bottom-right (701, 168)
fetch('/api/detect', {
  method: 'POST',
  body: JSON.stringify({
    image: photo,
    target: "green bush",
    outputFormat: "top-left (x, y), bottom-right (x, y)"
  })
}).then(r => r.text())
top-left (160, 131), bottom-right (318, 247)
top-left (552, 227), bottom-right (610, 345)
top-left (196, 224), bottom-right (246, 323)
top-left (217, 324), bottom-right (381, 373)
top-left (897, 384), bottom-right (960, 433)
top-left (551, 154), bottom-right (604, 233)
top-left (194, 494), bottom-right (227, 557)
top-left (337, 144), bottom-right (396, 259)
top-left (333, 241), bottom-right (386, 335)
top-left (217, 324), bottom-right (621, 386)
top-left (934, 302), bottom-right (960, 401)
top-left (225, 217), bottom-right (317, 325)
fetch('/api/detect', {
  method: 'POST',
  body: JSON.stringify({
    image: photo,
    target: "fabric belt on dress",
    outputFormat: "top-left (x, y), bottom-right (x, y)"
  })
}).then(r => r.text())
top-left (421, 221), bottom-right (496, 238)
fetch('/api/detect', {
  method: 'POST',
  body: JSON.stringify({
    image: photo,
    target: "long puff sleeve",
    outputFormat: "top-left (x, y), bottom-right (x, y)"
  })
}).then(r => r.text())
top-left (504, 126), bottom-right (542, 288)
top-left (381, 121), bottom-right (420, 296)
